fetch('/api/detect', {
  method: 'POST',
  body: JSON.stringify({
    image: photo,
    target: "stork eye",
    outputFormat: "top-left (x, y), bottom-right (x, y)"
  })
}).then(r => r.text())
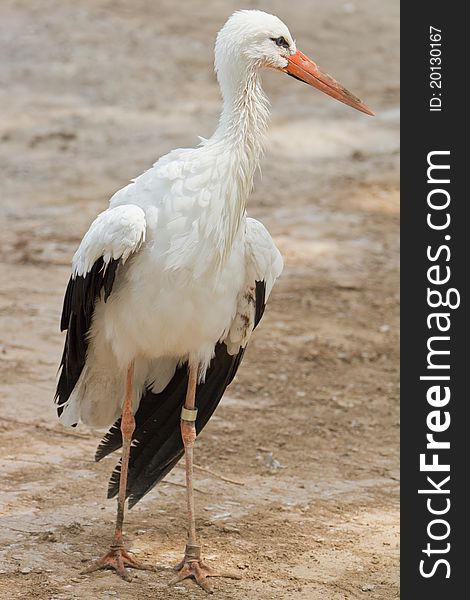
top-left (271, 36), bottom-right (289, 50)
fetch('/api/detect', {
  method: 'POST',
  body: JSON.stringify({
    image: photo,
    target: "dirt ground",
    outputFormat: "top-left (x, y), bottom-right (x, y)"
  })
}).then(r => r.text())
top-left (0, 1), bottom-right (399, 599)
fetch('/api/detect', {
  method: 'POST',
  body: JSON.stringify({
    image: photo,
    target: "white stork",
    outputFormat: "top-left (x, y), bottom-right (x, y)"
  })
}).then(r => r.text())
top-left (55, 9), bottom-right (373, 593)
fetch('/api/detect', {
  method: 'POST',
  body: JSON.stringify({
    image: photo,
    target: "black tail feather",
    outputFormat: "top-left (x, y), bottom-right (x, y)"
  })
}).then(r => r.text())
top-left (95, 420), bottom-right (123, 462)
top-left (98, 280), bottom-right (266, 508)
top-left (111, 343), bottom-right (245, 508)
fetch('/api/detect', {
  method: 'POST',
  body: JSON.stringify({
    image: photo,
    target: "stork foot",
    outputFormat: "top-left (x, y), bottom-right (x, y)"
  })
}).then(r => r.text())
top-left (81, 544), bottom-right (151, 582)
top-left (170, 544), bottom-right (241, 594)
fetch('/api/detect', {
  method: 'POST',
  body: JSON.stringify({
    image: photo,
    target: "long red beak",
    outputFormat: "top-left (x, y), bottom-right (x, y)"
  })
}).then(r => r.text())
top-left (281, 50), bottom-right (374, 116)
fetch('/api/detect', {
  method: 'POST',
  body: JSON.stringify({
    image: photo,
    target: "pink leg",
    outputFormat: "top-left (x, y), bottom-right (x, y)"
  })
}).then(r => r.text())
top-left (82, 361), bottom-right (151, 581)
top-left (171, 365), bottom-right (240, 594)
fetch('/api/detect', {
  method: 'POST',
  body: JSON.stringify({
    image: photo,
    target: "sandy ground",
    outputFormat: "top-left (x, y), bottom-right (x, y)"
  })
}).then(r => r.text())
top-left (0, 1), bottom-right (399, 599)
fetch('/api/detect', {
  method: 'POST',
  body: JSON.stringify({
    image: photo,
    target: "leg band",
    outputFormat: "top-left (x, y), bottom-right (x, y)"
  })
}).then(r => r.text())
top-left (181, 407), bottom-right (198, 422)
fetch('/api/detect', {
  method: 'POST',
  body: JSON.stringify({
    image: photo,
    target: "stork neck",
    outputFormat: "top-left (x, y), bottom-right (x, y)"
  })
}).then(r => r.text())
top-left (209, 67), bottom-right (269, 254)
top-left (214, 66), bottom-right (269, 161)
top-left (189, 66), bottom-right (269, 275)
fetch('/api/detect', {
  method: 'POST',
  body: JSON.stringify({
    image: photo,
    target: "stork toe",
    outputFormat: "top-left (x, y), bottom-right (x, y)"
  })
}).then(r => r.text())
top-left (81, 545), bottom-right (152, 582)
top-left (170, 557), bottom-right (241, 594)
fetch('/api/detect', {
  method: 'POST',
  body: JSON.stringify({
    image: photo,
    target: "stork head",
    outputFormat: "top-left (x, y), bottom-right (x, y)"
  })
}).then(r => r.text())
top-left (215, 10), bottom-right (374, 116)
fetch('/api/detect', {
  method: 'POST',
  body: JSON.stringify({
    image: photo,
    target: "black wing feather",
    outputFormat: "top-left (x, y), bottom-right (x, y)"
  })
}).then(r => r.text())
top-left (97, 280), bottom-right (267, 508)
top-left (55, 257), bottom-right (120, 419)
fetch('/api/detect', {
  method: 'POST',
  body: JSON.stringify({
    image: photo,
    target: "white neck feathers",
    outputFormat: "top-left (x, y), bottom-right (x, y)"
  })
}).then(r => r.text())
top-left (204, 65), bottom-right (270, 266)
top-left (164, 62), bottom-right (270, 279)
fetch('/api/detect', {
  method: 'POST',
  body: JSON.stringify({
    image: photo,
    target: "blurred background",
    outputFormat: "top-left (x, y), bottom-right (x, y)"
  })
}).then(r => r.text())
top-left (0, 1), bottom-right (399, 599)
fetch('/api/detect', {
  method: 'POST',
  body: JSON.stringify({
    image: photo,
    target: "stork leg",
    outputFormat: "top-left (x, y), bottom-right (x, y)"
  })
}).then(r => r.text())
top-left (82, 361), bottom-right (150, 581)
top-left (171, 365), bottom-right (240, 594)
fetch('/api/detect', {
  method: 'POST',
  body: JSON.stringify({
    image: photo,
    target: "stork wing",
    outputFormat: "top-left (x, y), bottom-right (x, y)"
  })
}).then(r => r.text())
top-left (97, 217), bottom-right (283, 508)
top-left (55, 205), bottom-right (146, 420)
top-left (224, 217), bottom-right (283, 354)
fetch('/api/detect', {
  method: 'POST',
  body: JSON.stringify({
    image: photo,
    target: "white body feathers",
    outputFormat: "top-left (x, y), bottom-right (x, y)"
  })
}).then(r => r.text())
top-left (59, 11), bottom-right (287, 426)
